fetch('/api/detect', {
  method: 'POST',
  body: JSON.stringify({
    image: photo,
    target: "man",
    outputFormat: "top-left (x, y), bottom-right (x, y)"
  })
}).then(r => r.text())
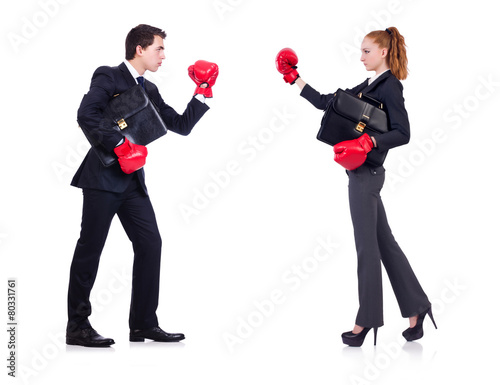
top-left (66, 24), bottom-right (218, 347)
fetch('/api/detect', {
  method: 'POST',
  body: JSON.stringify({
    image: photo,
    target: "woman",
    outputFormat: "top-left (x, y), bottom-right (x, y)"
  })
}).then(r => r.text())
top-left (275, 27), bottom-right (437, 346)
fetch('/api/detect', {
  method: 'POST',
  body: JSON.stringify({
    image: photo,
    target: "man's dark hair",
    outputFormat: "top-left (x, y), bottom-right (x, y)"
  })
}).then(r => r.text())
top-left (125, 24), bottom-right (166, 60)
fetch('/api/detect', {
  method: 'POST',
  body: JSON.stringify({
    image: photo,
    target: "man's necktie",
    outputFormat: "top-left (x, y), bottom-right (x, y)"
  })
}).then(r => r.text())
top-left (137, 76), bottom-right (145, 89)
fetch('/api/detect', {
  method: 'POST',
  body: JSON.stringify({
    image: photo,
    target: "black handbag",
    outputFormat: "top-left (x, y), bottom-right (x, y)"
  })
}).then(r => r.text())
top-left (317, 88), bottom-right (389, 167)
top-left (80, 84), bottom-right (168, 167)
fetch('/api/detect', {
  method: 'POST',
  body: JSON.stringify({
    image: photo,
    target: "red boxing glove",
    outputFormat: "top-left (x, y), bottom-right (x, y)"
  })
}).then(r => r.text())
top-left (113, 137), bottom-right (148, 174)
top-left (275, 48), bottom-right (300, 84)
top-left (188, 60), bottom-right (219, 98)
top-left (333, 134), bottom-right (374, 170)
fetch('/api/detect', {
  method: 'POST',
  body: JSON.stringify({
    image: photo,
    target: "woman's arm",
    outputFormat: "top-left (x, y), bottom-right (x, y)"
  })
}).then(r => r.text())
top-left (295, 77), bottom-right (306, 90)
top-left (298, 80), bottom-right (336, 110)
top-left (374, 78), bottom-right (410, 151)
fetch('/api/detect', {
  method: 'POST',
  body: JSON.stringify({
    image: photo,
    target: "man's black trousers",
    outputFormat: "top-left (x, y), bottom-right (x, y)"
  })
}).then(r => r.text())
top-left (67, 175), bottom-right (162, 332)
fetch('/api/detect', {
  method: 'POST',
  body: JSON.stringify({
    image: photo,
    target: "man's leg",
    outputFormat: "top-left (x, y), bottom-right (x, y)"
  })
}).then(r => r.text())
top-left (117, 186), bottom-right (162, 330)
top-left (67, 188), bottom-right (121, 331)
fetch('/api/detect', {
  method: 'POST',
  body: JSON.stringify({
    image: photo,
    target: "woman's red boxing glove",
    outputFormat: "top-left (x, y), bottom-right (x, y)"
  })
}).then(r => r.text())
top-left (333, 134), bottom-right (374, 170)
top-left (275, 48), bottom-right (300, 84)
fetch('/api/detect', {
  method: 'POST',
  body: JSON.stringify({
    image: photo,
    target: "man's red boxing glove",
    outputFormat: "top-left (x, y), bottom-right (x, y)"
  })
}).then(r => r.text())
top-left (333, 134), bottom-right (374, 170)
top-left (113, 137), bottom-right (148, 174)
top-left (188, 60), bottom-right (219, 98)
top-left (275, 48), bottom-right (300, 84)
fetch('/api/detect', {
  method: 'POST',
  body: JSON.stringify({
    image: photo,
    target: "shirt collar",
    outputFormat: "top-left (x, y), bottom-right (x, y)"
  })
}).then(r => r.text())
top-left (124, 60), bottom-right (142, 84)
top-left (368, 69), bottom-right (390, 85)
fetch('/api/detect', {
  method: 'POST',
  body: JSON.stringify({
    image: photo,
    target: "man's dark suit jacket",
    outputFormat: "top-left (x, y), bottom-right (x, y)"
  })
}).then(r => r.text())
top-left (72, 62), bottom-right (210, 194)
top-left (300, 70), bottom-right (410, 154)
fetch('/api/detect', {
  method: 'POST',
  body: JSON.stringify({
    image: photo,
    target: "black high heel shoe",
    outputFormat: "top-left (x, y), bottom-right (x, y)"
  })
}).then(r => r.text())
top-left (342, 327), bottom-right (378, 347)
top-left (402, 306), bottom-right (437, 342)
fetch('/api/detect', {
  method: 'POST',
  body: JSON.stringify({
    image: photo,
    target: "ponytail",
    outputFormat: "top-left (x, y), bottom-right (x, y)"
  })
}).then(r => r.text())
top-left (366, 26), bottom-right (408, 80)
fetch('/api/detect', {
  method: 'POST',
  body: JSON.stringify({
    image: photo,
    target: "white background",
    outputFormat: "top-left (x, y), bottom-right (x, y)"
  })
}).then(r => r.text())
top-left (1, 0), bottom-right (498, 384)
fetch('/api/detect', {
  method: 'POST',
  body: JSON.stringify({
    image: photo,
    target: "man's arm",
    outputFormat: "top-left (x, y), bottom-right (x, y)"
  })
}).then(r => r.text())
top-left (161, 97), bottom-right (210, 136)
top-left (77, 66), bottom-right (124, 152)
top-left (153, 88), bottom-right (210, 136)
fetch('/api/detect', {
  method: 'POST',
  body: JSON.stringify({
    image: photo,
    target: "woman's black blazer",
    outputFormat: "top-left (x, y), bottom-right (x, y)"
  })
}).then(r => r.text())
top-left (300, 70), bottom-right (410, 153)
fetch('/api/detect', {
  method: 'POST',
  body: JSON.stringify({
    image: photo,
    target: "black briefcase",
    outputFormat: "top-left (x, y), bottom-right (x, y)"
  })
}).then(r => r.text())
top-left (80, 84), bottom-right (168, 167)
top-left (317, 88), bottom-right (389, 167)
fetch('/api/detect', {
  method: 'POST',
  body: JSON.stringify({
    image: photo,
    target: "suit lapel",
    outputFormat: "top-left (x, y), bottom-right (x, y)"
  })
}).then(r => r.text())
top-left (118, 62), bottom-right (137, 89)
top-left (363, 70), bottom-right (392, 94)
top-left (118, 62), bottom-right (156, 98)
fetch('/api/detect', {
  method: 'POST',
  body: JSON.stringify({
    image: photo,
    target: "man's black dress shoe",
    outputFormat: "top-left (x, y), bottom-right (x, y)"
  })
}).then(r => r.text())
top-left (66, 327), bottom-right (115, 347)
top-left (129, 326), bottom-right (185, 342)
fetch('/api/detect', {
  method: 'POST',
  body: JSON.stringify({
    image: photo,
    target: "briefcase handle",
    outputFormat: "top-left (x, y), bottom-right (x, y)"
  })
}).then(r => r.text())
top-left (357, 92), bottom-right (383, 110)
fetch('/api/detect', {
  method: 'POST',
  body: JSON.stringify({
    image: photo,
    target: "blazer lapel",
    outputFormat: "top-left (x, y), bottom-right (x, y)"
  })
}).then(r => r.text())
top-left (363, 70), bottom-right (392, 94)
top-left (118, 62), bottom-right (137, 89)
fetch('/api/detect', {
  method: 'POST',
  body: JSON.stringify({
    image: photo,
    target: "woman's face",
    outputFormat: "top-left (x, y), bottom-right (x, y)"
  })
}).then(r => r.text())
top-left (360, 37), bottom-right (388, 74)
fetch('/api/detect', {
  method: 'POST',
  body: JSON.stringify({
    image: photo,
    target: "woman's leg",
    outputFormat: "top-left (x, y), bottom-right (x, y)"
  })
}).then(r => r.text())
top-left (348, 165), bottom-right (385, 328)
top-left (376, 198), bottom-right (431, 318)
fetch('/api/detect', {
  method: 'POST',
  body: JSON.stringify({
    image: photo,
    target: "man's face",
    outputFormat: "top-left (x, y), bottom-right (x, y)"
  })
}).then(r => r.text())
top-left (139, 35), bottom-right (165, 73)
